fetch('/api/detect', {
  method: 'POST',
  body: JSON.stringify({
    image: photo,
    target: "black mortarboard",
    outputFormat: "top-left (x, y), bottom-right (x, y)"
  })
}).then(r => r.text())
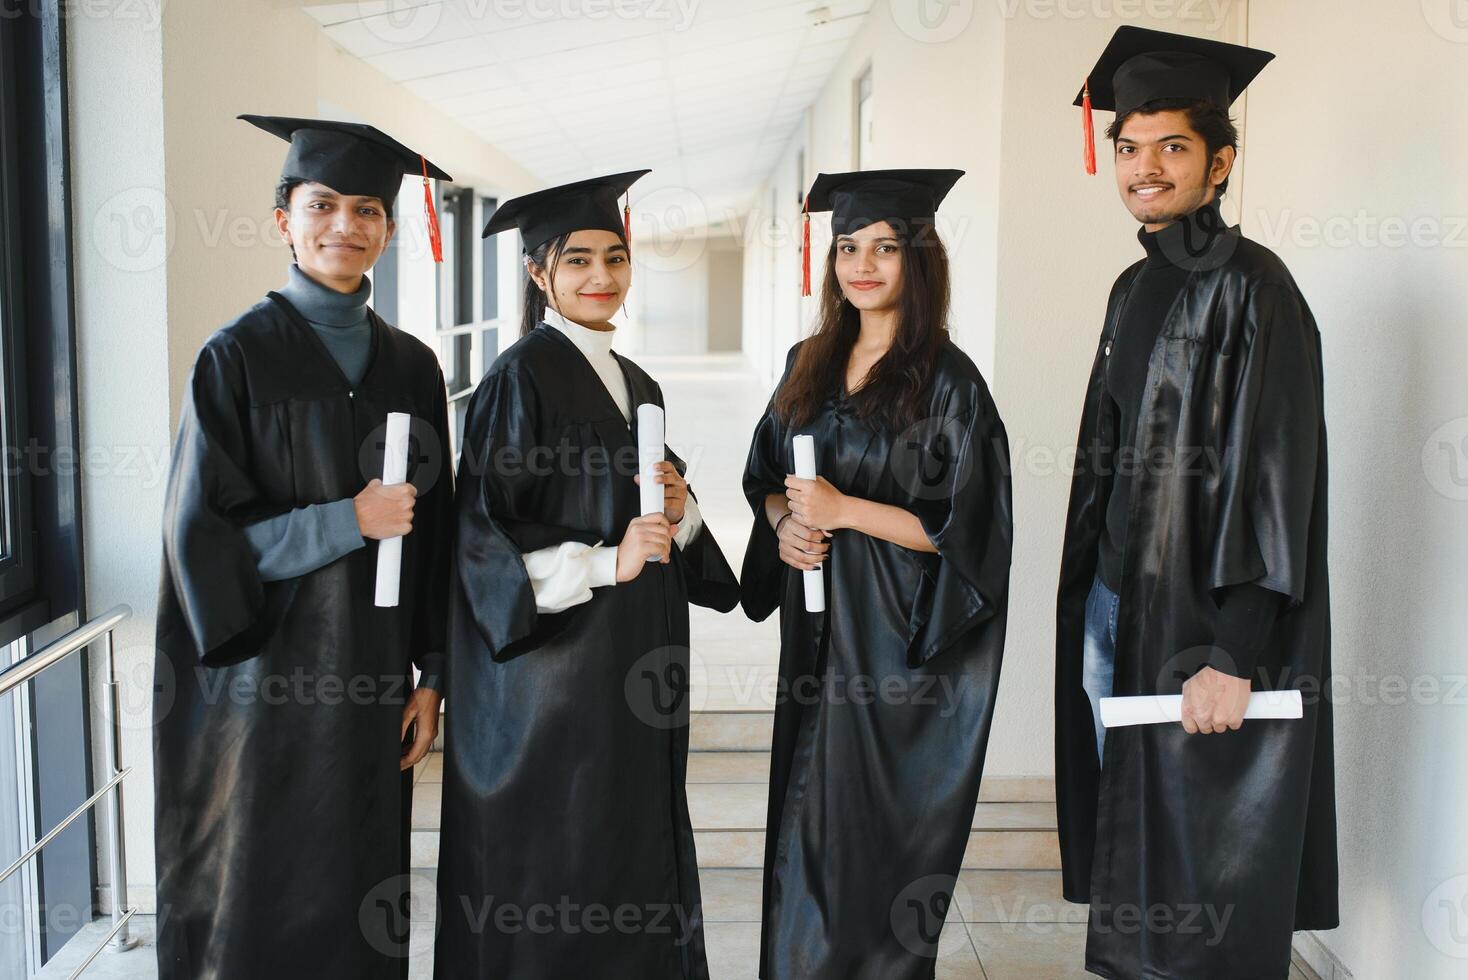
top-left (1073, 27), bottom-right (1274, 174)
top-left (481, 170), bottom-right (651, 253)
top-left (238, 114), bottom-right (451, 209)
top-left (805, 168), bottom-right (964, 237)
top-left (799, 168), bottom-right (964, 295)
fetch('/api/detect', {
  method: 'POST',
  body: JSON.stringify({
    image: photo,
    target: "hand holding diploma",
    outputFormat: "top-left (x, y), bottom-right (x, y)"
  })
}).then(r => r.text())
top-left (636, 403), bottom-right (671, 563)
top-left (373, 412), bottom-right (412, 607)
top-left (789, 435), bottom-right (826, 613)
top-left (1100, 690), bottom-right (1302, 729)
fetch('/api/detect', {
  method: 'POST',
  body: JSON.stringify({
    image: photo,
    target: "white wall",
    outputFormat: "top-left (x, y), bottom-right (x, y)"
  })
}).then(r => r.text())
top-left (69, 1), bottom-right (538, 911)
top-left (1243, 4), bottom-right (1468, 977)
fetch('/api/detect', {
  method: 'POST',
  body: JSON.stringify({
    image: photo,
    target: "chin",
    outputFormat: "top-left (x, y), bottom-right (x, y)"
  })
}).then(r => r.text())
top-left (309, 253), bottom-right (370, 278)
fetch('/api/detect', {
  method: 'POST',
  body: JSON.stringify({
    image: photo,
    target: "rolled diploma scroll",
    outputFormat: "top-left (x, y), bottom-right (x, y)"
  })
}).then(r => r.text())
top-left (1099, 690), bottom-right (1303, 728)
top-left (637, 403), bottom-right (666, 562)
top-left (791, 434), bottom-right (825, 613)
top-left (374, 412), bottom-right (412, 608)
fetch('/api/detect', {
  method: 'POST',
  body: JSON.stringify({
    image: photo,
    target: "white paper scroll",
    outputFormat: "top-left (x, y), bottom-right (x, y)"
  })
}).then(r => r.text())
top-left (374, 412), bottom-right (411, 608)
top-left (1099, 690), bottom-right (1303, 729)
top-left (637, 403), bottom-right (666, 562)
top-left (792, 434), bottom-right (825, 613)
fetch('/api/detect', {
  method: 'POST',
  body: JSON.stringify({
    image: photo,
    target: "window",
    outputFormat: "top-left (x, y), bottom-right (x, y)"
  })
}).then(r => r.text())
top-left (0, 7), bottom-right (98, 973)
top-left (436, 190), bottom-right (506, 459)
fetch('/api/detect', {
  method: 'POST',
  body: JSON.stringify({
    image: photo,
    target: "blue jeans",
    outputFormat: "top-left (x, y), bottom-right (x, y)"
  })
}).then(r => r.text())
top-left (1082, 575), bottom-right (1120, 767)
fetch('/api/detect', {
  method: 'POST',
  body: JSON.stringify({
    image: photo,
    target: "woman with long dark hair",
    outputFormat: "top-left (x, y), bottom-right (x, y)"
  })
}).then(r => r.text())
top-left (434, 171), bottom-right (740, 978)
top-left (741, 169), bottom-right (1014, 979)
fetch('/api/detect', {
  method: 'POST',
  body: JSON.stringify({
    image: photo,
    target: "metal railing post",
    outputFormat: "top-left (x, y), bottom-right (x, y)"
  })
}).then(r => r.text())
top-left (99, 629), bottom-right (138, 951)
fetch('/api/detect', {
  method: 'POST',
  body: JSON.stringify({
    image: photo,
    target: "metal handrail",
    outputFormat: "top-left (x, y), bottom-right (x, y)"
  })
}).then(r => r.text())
top-left (0, 603), bottom-right (139, 974)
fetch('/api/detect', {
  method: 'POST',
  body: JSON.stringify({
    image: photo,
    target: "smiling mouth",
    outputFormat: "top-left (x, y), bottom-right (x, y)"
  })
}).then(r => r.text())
top-left (323, 242), bottom-right (366, 250)
top-left (580, 292), bottom-right (617, 301)
top-left (848, 280), bottom-right (883, 290)
top-left (1131, 185), bottom-right (1173, 199)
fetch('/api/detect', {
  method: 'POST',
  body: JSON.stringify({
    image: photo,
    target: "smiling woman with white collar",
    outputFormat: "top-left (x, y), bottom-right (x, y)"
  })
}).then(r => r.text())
top-left (433, 170), bottom-right (740, 979)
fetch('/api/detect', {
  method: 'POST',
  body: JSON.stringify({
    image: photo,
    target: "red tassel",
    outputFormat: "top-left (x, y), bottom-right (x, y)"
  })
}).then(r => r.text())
top-left (623, 192), bottom-right (632, 245)
top-left (421, 154), bottom-right (443, 262)
top-left (1082, 81), bottom-right (1097, 176)
top-left (801, 201), bottom-right (811, 297)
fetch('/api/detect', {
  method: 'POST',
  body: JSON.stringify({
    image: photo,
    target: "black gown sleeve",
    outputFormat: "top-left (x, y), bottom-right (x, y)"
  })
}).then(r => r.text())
top-left (738, 346), bottom-right (800, 623)
top-left (454, 364), bottom-right (601, 662)
top-left (410, 369), bottom-right (454, 692)
top-left (1208, 281), bottom-right (1322, 606)
top-left (1203, 582), bottom-right (1285, 680)
top-left (161, 337), bottom-right (295, 667)
top-left (902, 379), bottom-right (1014, 668)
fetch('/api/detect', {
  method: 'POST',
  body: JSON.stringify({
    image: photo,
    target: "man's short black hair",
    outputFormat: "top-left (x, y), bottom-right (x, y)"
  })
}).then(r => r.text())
top-left (1106, 98), bottom-right (1240, 197)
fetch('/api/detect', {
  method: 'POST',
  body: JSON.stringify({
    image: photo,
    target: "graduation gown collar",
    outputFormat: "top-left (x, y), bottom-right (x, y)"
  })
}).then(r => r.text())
top-left (533, 315), bottom-right (650, 440)
top-left (265, 288), bottom-right (383, 392)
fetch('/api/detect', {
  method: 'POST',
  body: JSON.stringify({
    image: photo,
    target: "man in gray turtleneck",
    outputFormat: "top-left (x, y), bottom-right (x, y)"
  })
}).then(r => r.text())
top-left (155, 117), bottom-right (457, 979)
top-left (241, 263), bottom-right (374, 584)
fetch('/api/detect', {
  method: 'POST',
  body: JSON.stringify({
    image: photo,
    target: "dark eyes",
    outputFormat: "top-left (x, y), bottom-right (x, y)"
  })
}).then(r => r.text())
top-left (838, 244), bottom-right (896, 253)
top-left (1118, 143), bottom-right (1184, 154)
top-left (307, 202), bottom-right (381, 216)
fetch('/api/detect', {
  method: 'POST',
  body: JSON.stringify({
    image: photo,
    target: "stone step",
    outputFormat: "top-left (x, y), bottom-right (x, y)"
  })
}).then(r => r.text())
top-left (686, 751), bottom-right (1056, 803)
top-left (690, 709), bottom-right (776, 752)
top-left (411, 759), bottom-right (1054, 832)
top-left (688, 783), bottom-right (1055, 832)
top-left (413, 825), bottom-right (1061, 875)
top-left (694, 827), bottom-right (1060, 872)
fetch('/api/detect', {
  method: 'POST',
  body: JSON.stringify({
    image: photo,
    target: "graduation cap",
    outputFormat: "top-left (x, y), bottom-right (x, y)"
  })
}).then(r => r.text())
top-left (1074, 27), bottom-right (1274, 175)
top-left (481, 170), bottom-right (651, 254)
top-left (799, 168), bottom-right (964, 296)
top-left (239, 114), bottom-right (453, 260)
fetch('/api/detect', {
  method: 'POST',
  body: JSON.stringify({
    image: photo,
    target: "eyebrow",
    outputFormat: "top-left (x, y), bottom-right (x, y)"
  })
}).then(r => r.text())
top-left (303, 189), bottom-right (384, 207)
top-left (836, 235), bottom-right (899, 243)
top-left (560, 244), bottom-right (629, 255)
top-left (1115, 134), bottom-right (1194, 144)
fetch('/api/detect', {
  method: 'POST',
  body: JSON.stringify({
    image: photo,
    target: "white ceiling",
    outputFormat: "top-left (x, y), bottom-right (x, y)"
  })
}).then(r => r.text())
top-left (304, 0), bottom-right (873, 235)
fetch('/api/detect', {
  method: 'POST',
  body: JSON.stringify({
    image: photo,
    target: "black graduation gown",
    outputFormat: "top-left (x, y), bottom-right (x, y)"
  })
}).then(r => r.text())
top-left (434, 323), bottom-right (740, 979)
top-left (741, 338), bottom-right (1013, 980)
top-left (1054, 227), bottom-right (1339, 979)
top-left (153, 293), bottom-right (453, 980)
